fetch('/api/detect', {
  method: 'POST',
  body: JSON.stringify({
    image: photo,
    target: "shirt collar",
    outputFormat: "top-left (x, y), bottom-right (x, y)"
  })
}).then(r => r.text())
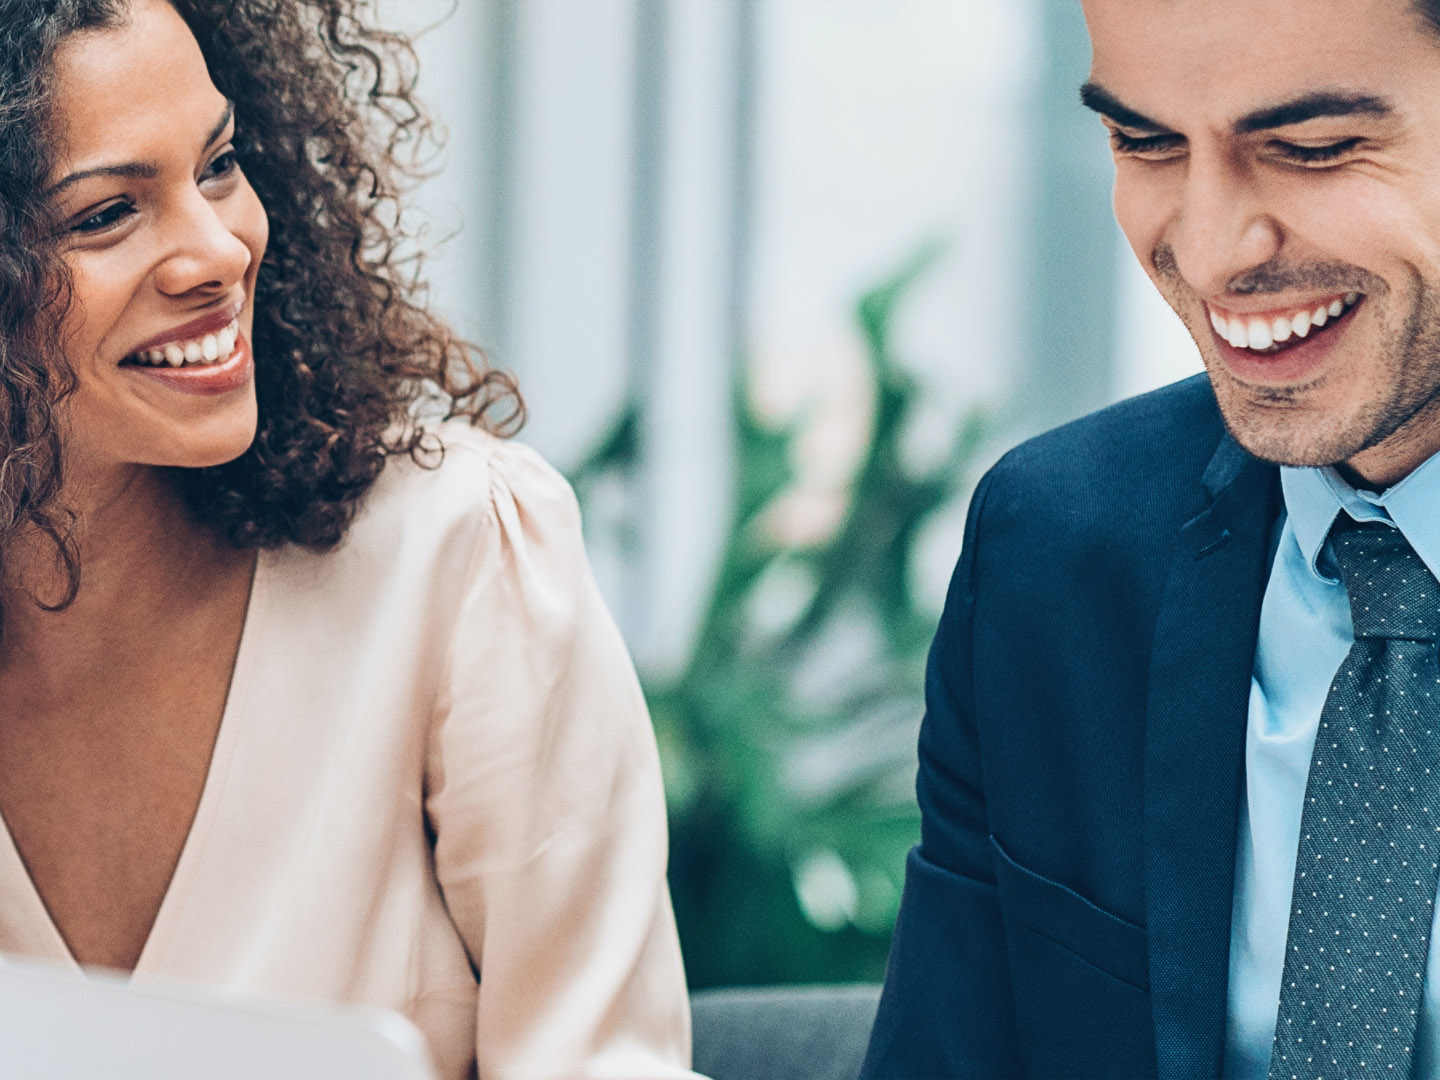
top-left (1281, 450), bottom-right (1440, 584)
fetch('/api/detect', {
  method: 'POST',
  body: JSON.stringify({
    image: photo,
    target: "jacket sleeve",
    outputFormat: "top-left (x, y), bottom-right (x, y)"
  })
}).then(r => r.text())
top-left (861, 467), bottom-right (1024, 1078)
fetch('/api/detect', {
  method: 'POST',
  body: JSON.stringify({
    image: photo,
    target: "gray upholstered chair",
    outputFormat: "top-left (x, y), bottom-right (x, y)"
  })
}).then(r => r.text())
top-left (689, 984), bottom-right (882, 1080)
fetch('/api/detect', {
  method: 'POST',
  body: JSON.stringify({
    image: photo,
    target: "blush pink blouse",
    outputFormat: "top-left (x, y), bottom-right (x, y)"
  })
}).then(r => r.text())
top-left (0, 425), bottom-right (697, 1080)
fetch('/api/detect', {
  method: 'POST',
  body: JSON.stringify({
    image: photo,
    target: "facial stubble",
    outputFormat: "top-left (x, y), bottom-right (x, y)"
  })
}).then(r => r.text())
top-left (1152, 248), bottom-right (1440, 474)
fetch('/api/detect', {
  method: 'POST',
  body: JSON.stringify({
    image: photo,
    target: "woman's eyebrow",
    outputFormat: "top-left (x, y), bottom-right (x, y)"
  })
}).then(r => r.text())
top-left (47, 99), bottom-right (235, 197)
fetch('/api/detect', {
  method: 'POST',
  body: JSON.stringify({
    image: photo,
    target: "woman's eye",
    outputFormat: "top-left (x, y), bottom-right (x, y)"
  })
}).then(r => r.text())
top-left (71, 200), bottom-right (136, 234)
top-left (204, 149), bottom-right (239, 180)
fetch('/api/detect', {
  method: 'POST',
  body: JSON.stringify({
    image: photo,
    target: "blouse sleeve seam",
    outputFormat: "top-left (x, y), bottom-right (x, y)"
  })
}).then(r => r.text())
top-left (421, 439), bottom-right (507, 801)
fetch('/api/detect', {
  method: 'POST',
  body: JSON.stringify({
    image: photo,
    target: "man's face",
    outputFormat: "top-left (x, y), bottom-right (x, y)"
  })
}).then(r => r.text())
top-left (1084, 0), bottom-right (1440, 486)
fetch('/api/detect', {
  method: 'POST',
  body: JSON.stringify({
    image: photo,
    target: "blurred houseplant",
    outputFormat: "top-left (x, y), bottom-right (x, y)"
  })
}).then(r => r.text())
top-left (570, 246), bottom-right (990, 988)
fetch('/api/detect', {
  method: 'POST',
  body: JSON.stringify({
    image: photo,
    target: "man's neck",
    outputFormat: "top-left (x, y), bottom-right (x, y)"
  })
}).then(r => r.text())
top-left (1341, 397), bottom-right (1440, 490)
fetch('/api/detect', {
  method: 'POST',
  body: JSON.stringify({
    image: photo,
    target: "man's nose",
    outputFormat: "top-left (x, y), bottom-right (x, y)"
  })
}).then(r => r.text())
top-left (152, 189), bottom-right (252, 298)
top-left (1165, 153), bottom-right (1283, 299)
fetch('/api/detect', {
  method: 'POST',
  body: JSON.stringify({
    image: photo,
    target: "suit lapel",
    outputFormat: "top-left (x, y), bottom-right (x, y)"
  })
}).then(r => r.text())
top-left (1145, 435), bottom-right (1279, 1080)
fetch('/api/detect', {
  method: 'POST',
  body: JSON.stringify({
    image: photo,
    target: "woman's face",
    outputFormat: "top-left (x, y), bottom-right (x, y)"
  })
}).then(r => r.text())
top-left (46, 0), bottom-right (267, 481)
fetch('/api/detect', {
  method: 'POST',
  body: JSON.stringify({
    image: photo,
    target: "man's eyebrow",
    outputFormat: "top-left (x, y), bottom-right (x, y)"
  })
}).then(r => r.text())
top-left (1079, 81), bottom-right (1176, 134)
top-left (1233, 91), bottom-right (1393, 134)
top-left (48, 99), bottom-right (235, 197)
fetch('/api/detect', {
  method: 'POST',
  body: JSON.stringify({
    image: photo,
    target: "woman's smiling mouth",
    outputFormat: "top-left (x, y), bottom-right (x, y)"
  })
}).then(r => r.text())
top-left (120, 313), bottom-right (253, 396)
top-left (123, 316), bottom-right (238, 367)
top-left (119, 298), bottom-right (245, 368)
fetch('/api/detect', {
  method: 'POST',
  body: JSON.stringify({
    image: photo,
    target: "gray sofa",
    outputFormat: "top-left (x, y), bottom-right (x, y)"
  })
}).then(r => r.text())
top-left (689, 984), bottom-right (882, 1080)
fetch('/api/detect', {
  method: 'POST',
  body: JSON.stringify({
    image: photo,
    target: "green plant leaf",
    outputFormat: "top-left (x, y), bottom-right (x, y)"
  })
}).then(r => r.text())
top-left (569, 240), bottom-right (997, 987)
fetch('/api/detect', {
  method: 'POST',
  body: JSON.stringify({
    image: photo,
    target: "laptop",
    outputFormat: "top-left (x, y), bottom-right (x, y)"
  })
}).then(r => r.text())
top-left (0, 957), bottom-right (440, 1079)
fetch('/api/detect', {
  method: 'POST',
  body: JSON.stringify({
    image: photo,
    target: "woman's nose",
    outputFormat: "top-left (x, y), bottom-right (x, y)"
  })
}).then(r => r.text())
top-left (151, 189), bottom-right (253, 298)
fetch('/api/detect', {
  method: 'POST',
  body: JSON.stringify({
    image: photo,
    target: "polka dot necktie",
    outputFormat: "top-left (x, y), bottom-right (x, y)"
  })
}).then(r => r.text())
top-left (1270, 518), bottom-right (1440, 1080)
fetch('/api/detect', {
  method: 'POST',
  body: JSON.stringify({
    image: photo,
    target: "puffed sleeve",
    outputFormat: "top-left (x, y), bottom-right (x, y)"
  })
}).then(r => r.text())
top-left (423, 440), bottom-right (697, 1080)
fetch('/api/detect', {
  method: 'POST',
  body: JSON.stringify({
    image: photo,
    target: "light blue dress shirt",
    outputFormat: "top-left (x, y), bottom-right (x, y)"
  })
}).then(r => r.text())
top-left (1224, 454), bottom-right (1440, 1078)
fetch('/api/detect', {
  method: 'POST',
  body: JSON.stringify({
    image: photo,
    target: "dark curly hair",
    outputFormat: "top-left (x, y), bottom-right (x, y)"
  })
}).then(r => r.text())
top-left (0, 0), bottom-right (523, 618)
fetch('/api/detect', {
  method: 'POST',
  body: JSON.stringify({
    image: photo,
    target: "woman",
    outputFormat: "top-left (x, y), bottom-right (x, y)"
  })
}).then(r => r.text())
top-left (0, 1), bottom-right (695, 1077)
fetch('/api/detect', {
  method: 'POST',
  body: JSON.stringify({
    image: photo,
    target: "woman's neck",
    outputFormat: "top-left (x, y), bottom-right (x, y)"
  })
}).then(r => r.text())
top-left (0, 463), bottom-right (253, 689)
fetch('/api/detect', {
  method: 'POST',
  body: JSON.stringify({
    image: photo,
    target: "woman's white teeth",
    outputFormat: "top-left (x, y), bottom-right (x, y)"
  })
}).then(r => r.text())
top-left (1212, 294), bottom-right (1360, 351)
top-left (131, 318), bottom-right (240, 367)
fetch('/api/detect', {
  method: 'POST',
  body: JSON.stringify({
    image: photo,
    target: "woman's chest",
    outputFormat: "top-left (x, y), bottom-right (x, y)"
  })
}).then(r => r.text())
top-left (0, 646), bottom-right (235, 972)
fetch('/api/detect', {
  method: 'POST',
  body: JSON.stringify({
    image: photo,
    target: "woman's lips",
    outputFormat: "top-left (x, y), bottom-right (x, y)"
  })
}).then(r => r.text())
top-left (122, 332), bottom-right (253, 396)
top-left (124, 299), bottom-right (245, 358)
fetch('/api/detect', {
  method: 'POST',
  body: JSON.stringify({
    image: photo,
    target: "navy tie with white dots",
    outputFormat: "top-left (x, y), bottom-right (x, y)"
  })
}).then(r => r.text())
top-left (1270, 518), bottom-right (1440, 1080)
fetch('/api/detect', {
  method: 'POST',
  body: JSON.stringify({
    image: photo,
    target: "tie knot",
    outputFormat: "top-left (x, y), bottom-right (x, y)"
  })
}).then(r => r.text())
top-left (1331, 518), bottom-right (1440, 641)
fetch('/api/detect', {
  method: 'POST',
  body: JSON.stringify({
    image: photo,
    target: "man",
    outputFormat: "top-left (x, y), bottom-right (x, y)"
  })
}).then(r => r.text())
top-left (861, 1), bottom-right (1440, 1077)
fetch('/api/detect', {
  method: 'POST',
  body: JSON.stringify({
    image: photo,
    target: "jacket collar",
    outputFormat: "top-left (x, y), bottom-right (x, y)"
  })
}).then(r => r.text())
top-left (1145, 432), bottom-right (1279, 1080)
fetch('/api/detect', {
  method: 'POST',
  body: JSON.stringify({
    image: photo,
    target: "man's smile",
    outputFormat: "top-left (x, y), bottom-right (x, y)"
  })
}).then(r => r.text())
top-left (1205, 291), bottom-right (1362, 353)
top-left (1199, 288), bottom-right (1372, 394)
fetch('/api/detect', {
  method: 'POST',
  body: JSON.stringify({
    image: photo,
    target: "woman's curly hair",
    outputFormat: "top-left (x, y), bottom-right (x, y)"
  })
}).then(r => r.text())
top-left (0, 0), bottom-right (523, 617)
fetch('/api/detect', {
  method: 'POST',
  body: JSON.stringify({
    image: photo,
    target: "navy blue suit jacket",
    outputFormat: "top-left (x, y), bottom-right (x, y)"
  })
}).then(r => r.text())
top-left (862, 376), bottom-right (1283, 1079)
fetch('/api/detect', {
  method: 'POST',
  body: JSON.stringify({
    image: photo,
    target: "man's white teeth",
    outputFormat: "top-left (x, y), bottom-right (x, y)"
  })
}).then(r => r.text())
top-left (1246, 321), bottom-right (1273, 350)
top-left (1211, 293), bottom-right (1361, 352)
top-left (131, 318), bottom-right (240, 367)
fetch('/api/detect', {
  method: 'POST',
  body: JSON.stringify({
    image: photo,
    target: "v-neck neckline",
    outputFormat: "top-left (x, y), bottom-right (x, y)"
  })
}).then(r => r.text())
top-left (0, 549), bottom-right (268, 977)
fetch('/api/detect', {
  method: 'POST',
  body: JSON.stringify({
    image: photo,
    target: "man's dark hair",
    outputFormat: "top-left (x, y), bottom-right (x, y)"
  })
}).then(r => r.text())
top-left (0, 0), bottom-right (522, 621)
top-left (1419, 0), bottom-right (1440, 35)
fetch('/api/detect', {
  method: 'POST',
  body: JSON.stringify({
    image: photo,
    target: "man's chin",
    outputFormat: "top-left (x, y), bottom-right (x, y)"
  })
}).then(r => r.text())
top-left (1211, 392), bottom-right (1362, 470)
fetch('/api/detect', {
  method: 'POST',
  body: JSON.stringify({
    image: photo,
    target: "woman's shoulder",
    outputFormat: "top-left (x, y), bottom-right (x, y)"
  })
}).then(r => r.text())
top-left (364, 419), bottom-right (578, 546)
top-left (265, 420), bottom-right (583, 599)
